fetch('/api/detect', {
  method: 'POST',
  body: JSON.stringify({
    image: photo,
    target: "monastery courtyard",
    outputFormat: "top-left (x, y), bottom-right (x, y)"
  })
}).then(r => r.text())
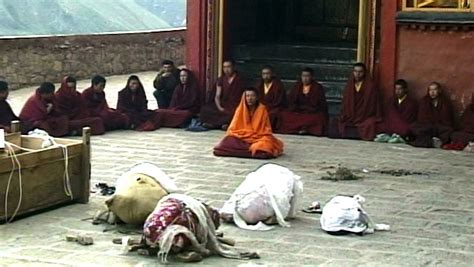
top-left (1, 72), bottom-right (473, 266)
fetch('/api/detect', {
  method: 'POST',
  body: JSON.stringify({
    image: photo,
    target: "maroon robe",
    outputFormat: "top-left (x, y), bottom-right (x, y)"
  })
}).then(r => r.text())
top-left (0, 100), bottom-right (19, 133)
top-left (256, 78), bottom-right (287, 127)
top-left (157, 70), bottom-right (201, 128)
top-left (410, 92), bottom-right (455, 148)
top-left (82, 87), bottom-right (129, 131)
top-left (213, 136), bottom-right (273, 159)
top-left (451, 97), bottom-right (474, 145)
top-left (55, 77), bottom-right (105, 135)
top-left (200, 73), bottom-right (245, 128)
top-left (19, 90), bottom-right (70, 137)
top-left (333, 76), bottom-right (382, 141)
top-left (378, 95), bottom-right (418, 137)
top-left (117, 79), bottom-right (161, 131)
top-left (275, 81), bottom-right (328, 136)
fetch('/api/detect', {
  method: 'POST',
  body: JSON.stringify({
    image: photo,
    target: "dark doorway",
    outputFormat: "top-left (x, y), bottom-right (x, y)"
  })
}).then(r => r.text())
top-left (227, 0), bottom-right (360, 115)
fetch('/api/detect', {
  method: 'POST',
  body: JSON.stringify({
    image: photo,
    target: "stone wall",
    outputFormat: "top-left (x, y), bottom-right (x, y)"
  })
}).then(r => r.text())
top-left (0, 29), bottom-right (186, 89)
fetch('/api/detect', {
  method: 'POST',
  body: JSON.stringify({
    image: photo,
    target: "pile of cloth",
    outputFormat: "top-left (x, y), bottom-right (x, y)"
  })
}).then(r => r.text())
top-left (220, 163), bottom-right (303, 231)
top-left (100, 162), bottom-right (179, 225)
top-left (138, 193), bottom-right (259, 263)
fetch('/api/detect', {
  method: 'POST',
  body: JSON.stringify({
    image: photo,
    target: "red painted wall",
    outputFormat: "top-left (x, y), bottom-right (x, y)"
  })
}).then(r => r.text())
top-left (186, 0), bottom-right (207, 90)
top-left (397, 28), bottom-right (474, 113)
top-left (378, 0), bottom-right (399, 100)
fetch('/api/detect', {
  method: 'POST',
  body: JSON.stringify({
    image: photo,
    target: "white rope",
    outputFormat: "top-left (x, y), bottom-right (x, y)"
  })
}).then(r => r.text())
top-left (3, 136), bottom-right (74, 223)
top-left (4, 143), bottom-right (23, 223)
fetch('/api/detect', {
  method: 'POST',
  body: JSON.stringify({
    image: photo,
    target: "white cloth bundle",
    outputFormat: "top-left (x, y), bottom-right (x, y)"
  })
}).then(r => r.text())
top-left (320, 195), bottom-right (390, 234)
top-left (221, 163), bottom-right (303, 231)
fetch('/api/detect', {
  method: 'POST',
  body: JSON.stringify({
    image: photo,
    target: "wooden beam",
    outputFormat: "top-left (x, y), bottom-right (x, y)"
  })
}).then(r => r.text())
top-left (79, 127), bottom-right (91, 204)
top-left (357, 0), bottom-right (368, 63)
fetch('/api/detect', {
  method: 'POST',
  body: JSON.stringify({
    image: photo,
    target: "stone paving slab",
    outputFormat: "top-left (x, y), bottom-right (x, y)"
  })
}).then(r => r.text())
top-left (1, 72), bottom-right (473, 266)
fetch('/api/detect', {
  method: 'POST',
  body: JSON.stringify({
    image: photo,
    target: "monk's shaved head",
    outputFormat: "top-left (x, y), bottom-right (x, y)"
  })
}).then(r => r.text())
top-left (353, 63), bottom-right (366, 82)
top-left (223, 59), bottom-right (236, 76)
top-left (428, 82), bottom-right (442, 99)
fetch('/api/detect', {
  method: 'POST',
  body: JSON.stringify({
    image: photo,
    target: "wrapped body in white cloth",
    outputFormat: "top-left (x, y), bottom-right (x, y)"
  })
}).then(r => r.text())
top-left (221, 163), bottom-right (303, 231)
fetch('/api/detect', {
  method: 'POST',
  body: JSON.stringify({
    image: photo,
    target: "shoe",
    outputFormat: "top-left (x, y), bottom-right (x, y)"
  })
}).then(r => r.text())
top-left (432, 137), bottom-right (443, 148)
top-left (374, 133), bottom-right (391, 142)
top-left (388, 134), bottom-right (406, 144)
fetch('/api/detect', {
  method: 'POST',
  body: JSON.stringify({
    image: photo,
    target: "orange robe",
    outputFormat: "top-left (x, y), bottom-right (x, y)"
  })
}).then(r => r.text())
top-left (213, 95), bottom-right (284, 159)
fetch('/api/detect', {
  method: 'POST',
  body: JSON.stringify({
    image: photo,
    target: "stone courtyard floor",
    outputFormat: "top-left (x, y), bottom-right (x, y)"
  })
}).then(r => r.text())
top-left (1, 72), bottom-right (473, 266)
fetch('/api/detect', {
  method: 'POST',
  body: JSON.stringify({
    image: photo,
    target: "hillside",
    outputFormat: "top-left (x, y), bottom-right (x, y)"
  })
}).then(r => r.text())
top-left (0, 0), bottom-right (186, 36)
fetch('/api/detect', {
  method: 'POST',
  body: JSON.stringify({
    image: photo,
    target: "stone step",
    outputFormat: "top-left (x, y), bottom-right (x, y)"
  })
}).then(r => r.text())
top-left (236, 59), bottom-right (352, 82)
top-left (232, 43), bottom-right (357, 64)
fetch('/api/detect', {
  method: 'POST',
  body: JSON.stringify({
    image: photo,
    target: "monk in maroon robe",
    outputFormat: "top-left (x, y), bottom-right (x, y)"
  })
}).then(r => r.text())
top-left (19, 82), bottom-right (70, 137)
top-left (200, 60), bottom-right (246, 130)
top-left (256, 65), bottom-right (287, 127)
top-left (55, 76), bottom-right (105, 135)
top-left (410, 82), bottom-right (455, 148)
top-left (330, 63), bottom-right (383, 141)
top-left (82, 75), bottom-right (129, 131)
top-left (275, 67), bottom-right (328, 136)
top-left (157, 69), bottom-right (201, 128)
top-left (117, 75), bottom-right (161, 131)
top-left (451, 93), bottom-right (474, 145)
top-left (377, 79), bottom-right (418, 137)
top-left (0, 81), bottom-right (19, 133)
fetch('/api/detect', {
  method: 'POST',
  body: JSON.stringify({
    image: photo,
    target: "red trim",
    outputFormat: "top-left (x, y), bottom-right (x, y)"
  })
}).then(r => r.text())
top-left (186, 0), bottom-right (208, 90)
top-left (378, 0), bottom-right (399, 97)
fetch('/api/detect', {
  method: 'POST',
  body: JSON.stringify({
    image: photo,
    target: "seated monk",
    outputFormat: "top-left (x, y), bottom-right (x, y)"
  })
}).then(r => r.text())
top-left (157, 69), bottom-right (201, 128)
top-left (19, 82), bottom-right (70, 137)
top-left (256, 65), bottom-right (287, 126)
top-left (117, 75), bottom-right (161, 131)
top-left (410, 82), bottom-right (455, 148)
top-left (153, 60), bottom-right (180, 109)
top-left (451, 93), bottom-right (474, 145)
top-left (55, 76), bottom-right (105, 135)
top-left (377, 79), bottom-right (418, 137)
top-left (330, 63), bottom-right (383, 141)
top-left (0, 81), bottom-right (20, 133)
top-left (82, 75), bottom-right (130, 131)
top-left (275, 67), bottom-right (328, 136)
top-left (200, 60), bottom-right (245, 130)
top-left (214, 87), bottom-right (284, 159)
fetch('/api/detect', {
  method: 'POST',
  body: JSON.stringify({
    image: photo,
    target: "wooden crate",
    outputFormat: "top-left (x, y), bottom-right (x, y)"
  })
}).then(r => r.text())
top-left (0, 122), bottom-right (91, 223)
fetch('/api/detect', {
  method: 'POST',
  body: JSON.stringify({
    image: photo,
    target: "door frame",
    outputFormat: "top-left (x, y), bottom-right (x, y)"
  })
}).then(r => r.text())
top-left (186, 0), bottom-right (379, 88)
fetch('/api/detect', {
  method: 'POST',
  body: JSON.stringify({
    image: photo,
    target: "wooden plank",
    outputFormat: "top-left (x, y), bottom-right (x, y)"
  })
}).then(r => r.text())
top-left (79, 127), bottom-right (91, 204)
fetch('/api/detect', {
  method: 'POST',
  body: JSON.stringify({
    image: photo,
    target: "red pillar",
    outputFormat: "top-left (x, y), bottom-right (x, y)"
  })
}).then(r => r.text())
top-left (378, 0), bottom-right (399, 97)
top-left (186, 0), bottom-right (208, 90)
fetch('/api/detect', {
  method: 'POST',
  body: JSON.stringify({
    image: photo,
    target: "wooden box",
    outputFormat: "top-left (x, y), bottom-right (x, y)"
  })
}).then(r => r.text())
top-left (0, 122), bottom-right (91, 223)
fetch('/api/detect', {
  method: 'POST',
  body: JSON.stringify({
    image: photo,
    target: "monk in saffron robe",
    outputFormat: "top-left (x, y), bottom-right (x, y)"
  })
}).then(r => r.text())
top-left (0, 81), bottom-right (19, 133)
top-left (256, 65), bottom-right (287, 127)
top-left (19, 82), bottom-right (70, 137)
top-left (82, 75), bottom-right (130, 131)
top-left (451, 94), bottom-right (474, 145)
top-left (55, 76), bottom-right (105, 135)
top-left (275, 67), bottom-right (328, 136)
top-left (153, 60), bottom-right (180, 109)
top-left (200, 60), bottom-right (246, 130)
top-left (410, 82), bottom-right (455, 148)
top-left (214, 87), bottom-right (284, 159)
top-left (157, 69), bottom-right (201, 128)
top-left (377, 79), bottom-right (418, 137)
top-left (331, 63), bottom-right (383, 140)
top-left (117, 75), bottom-right (161, 131)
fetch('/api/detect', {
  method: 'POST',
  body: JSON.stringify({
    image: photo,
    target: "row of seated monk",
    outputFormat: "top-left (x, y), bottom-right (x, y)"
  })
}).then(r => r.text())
top-left (0, 60), bottom-right (473, 155)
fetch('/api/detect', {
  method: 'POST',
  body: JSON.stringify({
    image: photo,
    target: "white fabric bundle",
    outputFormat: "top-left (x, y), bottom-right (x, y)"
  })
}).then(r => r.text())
top-left (221, 163), bottom-right (303, 231)
top-left (320, 195), bottom-right (390, 234)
